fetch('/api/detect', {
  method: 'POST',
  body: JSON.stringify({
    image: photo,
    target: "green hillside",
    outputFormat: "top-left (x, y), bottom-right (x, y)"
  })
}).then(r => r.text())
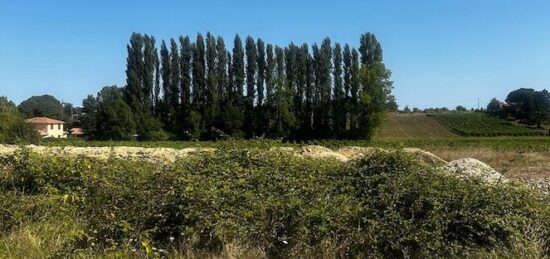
top-left (377, 113), bottom-right (459, 139)
top-left (428, 113), bottom-right (546, 137)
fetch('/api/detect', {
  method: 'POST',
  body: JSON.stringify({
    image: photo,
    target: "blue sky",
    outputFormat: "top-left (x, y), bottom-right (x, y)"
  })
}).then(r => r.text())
top-left (1, 0), bottom-right (549, 109)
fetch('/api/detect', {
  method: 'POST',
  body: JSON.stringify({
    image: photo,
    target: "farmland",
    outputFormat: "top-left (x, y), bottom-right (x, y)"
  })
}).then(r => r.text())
top-left (428, 112), bottom-right (546, 137)
top-left (377, 113), bottom-right (458, 138)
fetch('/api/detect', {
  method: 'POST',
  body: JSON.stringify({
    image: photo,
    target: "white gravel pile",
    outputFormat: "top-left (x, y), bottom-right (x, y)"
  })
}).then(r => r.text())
top-left (446, 158), bottom-right (508, 184)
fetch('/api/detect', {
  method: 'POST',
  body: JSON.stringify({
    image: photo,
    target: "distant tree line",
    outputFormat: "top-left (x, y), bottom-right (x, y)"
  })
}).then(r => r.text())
top-left (82, 32), bottom-right (394, 140)
top-left (488, 88), bottom-right (550, 128)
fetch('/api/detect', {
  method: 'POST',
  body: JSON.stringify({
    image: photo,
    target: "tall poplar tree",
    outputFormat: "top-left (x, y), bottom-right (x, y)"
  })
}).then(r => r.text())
top-left (359, 32), bottom-right (383, 65)
top-left (245, 36), bottom-right (257, 137)
top-left (233, 35), bottom-right (245, 105)
top-left (273, 46), bottom-right (295, 137)
top-left (192, 34), bottom-right (206, 113)
top-left (303, 44), bottom-right (315, 135)
top-left (125, 33), bottom-right (144, 116)
top-left (265, 44), bottom-right (275, 107)
top-left (350, 48), bottom-right (360, 132)
top-left (313, 38), bottom-right (333, 136)
top-left (295, 44), bottom-right (308, 134)
top-left (216, 36), bottom-right (227, 105)
top-left (153, 43), bottom-right (161, 118)
top-left (191, 34), bottom-right (206, 136)
top-left (143, 34), bottom-right (157, 115)
top-left (231, 35), bottom-right (245, 135)
top-left (343, 44), bottom-right (352, 130)
top-left (179, 36), bottom-right (193, 116)
top-left (159, 40), bottom-right (171, 125)
top-left (256, 39), bottom-right (267, 135)
top-left (204, 32), bottom-right (219, 133)
top-left (357, 33), bottom-right (391, 139)
top-left (167, 38), bottom-right (181, 131)
top-left (333, 43), bottom-right (345, 133)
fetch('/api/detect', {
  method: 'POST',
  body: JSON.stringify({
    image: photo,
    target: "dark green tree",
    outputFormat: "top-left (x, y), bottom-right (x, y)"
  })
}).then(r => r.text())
top-left (272, 46), bottom-right (295, 137)
top-left (245, 36), bottom-right (257, 137)
top-left (159, 40), bottom-right (172, 129)
top-left (143, 34), bottom-right (157, 114)
top-left (192, 33), bottom-right (206, 135)
top-left (231, 34), bottom-right (245, 136)
top-left (179, 36), bottom-right (193, 119)
top-left (295, 43), bottom-right (309, 135)
top-left (220, 51), bottom-right (243, 137)
top-left (486, 98), bottom-right (503, 117)
top-left (216, 36), bottom-right (228, 106)
top-left (343, 44), bottom-right (352, 129)
top-left (256, 39), bottom-right (267, 135)
top-left (124, 33), bottom-right (145, 116)
top-left (82, 86), bottom-right (137, 140)
top-left (18, 95), bottom-right (63, 119)
top-left (0, 96), bottom-right (39, 144)
top-left (303, 45), bottom-right (315, 135)
top-left (359, 32), bottom-right (383, 65)
top-left (233, 35), bottom-right (245, 107)
top-left (350, 48), bottom-right (360, 131)
top-left (167, 38), bottom-right (181, 131)
top-left (314, 38), bottom-right (332, 136)
top-left (204, 32), bottom-right (219, 135)
top-left (332, 43), bottom-right (345, 133)
top-left (265, 44), bottom-right (276, 133)
top-left (356, 32), bottom-right (392, 139)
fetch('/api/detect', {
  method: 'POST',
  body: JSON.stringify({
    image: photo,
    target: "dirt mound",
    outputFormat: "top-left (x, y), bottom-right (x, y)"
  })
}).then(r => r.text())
top-left (446, 158), bottom-right (508, 184)
top-left (337, 146), bottom-right (386, 160)
top-left (300, 145), bottom-right (349, 161)
top-left (402, 148), bottom-right (446, 164)
top-left (0, 145), bottom-right (215, 163)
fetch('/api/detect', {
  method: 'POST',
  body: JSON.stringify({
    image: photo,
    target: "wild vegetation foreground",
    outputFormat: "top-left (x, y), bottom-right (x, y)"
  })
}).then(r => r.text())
top-left (1, 145), bottom-right (549, 258)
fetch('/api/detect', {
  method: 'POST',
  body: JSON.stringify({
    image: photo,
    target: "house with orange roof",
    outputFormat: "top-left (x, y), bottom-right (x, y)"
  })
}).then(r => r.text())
top-left (25, 117), bottom-right (67, 138)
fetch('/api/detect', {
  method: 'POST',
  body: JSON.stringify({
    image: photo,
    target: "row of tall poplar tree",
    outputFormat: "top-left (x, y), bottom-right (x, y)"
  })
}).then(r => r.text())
top-left (86, 32), bottom-right (393, 140)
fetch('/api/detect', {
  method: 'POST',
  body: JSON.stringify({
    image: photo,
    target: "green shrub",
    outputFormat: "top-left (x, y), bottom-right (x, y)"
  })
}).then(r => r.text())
top-left (0, 149), bottom-right (548, 257)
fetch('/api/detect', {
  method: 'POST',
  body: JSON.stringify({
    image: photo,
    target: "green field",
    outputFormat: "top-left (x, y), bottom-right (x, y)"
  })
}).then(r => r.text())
top-left (378, 113), bottom-right (458, 138)
top-left (428, 112), bottom-right (546, 137)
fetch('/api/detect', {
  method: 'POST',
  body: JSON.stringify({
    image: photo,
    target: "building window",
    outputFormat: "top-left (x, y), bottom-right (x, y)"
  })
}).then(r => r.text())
top-left (50, 124), bottom-right (53, 130)
top-left (58, 124), bottom-right (61, 130)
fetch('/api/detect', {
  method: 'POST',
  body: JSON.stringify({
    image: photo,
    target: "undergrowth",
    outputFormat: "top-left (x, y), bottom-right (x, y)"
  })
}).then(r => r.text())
top-left (0, 149), bottom-right (548, 258)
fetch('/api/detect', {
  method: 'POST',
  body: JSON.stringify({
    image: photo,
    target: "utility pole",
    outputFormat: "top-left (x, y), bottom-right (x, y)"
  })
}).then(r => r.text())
top-left (477, 97), bottom-right (480, 110)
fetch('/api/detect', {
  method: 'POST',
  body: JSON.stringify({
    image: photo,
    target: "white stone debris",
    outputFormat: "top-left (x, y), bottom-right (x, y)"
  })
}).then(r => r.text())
top-left (445, 158), bottom-right (508, 184)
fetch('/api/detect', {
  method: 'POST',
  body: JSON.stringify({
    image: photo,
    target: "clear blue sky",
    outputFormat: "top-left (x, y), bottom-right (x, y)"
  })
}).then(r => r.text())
top-left (1, 0), bottom-right (549, 109)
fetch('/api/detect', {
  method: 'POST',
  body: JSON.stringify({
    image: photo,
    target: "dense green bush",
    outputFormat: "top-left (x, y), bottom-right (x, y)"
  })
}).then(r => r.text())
top-left (0, 149), bottom-right (548, 257)
top-left (0, 97), bottom-right (40, 144)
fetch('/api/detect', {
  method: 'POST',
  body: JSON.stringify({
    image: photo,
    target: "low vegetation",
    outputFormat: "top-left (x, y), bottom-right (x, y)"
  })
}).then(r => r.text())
top-left (378, 113), bottom-right (458, 138)
top-left (428, 113), bottom-right (545, 137)
top-left (0, 149), bottom-right (548, 258)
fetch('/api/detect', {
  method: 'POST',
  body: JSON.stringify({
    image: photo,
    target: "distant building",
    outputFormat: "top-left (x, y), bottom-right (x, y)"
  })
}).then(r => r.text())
top-left (25, 117), bottom-right (67, 138)
top-left (69, 127), bottom-right (85, 137)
